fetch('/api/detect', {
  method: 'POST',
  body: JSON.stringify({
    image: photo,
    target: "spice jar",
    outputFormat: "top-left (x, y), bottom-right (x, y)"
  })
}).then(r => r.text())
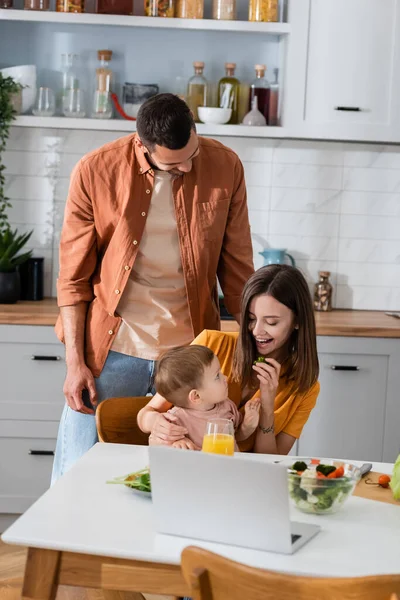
top-left (145, 0), bottom-right (174, 16)
top-left (175, 0), bottom-right (203, 19)
top-left (249, 0), bottom-right (278, 22)
top-left (24, 0), bottom-right (49, 10)
top-left (212, 0), bottom-right (236, 20)
top-left (314, 271), bottom-right (333, 312)
top-left (57, 0), bottom-right (83, 12)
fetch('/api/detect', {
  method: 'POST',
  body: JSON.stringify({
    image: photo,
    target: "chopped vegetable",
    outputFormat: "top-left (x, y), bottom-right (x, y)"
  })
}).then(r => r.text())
top-left (316, 464), bottom-right (337, 477)
top-left (292, 461), bottom-right (308, 473)
top-left (390, 454), bottom-right (400, 500)
top-left (107, 467), bottom-right (151, 493)
top-left (253, 356), bottom-right (266, 364)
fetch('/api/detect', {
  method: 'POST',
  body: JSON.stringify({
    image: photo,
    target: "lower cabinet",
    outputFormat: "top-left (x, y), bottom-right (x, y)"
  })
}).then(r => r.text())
top-left (298, 336), bottom-right (400, 463)
top-left (0, 325), bottom-right (65, 530)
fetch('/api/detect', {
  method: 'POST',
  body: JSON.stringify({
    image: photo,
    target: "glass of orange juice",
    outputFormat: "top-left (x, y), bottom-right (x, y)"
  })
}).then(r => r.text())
top-left (202, 418), bottom-right (235, 456)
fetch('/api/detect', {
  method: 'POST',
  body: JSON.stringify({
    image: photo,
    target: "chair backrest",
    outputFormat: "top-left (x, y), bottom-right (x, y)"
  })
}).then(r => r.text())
top-left (96, 396), bottom-right (150, 445)
top-left (181, 546), bottom-right (400, 600)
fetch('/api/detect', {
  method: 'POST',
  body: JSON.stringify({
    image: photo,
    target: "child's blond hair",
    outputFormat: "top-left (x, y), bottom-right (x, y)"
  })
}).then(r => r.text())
top-left (155, 345), bottom-right (215, 406)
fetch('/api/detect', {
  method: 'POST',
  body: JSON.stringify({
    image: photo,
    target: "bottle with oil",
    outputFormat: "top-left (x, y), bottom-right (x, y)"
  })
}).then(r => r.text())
top-left (187, 62), bottom-right (208, 123)
top-left (249, 64), bottom-right (270, 123)
top-left (218, 62), bottom-right (240, 124)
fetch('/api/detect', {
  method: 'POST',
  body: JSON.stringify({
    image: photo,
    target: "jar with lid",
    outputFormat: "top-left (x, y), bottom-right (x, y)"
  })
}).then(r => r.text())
top-left (314, 271), bottom-right (333, 312)
top-left (92, 50), bottom-right (113, 119)
top-left (249, 0), bottom-right (278, 22)
top-left (212, 0), bottom-right (235, 20)
top-left (57, 0), bottom-right (83, 12)
top-left (249, 64), bottom-right (270, 123)
top-left (187, 62), bottom-right (207, 123)
top-left (24, 0), bottom-right (49, 10)
top-left (145, 0), bottom-right (174, 16)
top-left (175, 0), bottom-right (203, 19)
top-left (218, 62), bottom-right (240, 124)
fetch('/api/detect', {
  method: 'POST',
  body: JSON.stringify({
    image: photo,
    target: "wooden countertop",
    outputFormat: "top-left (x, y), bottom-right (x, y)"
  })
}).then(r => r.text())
top-left (0, 298), bottom-right (399, 338)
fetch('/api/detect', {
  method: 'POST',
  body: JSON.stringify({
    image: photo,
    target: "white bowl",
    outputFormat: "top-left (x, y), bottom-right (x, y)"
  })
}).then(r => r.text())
top-left (198, 107), bottom-right (232, 125)
top-left (0, 65), bottom-right (37, 114)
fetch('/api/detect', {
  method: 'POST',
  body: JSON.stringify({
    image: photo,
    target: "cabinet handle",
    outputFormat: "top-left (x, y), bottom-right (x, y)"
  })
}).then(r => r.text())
top-left (331, 365), bottom-right (359, 371)
top-left (29, 450), bottom-right (55, 456)
top-left (334, 106), bottom-right (362, 112)
top-left (30, 355), bottom-right (61, 361)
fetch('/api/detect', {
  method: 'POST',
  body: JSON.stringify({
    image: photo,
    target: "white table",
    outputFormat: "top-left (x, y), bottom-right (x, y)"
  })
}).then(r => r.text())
top-left (2, 443), bottom-right (399, 599)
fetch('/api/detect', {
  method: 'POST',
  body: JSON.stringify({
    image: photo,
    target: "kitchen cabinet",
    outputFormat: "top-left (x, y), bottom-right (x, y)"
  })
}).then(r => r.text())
top-left (286, 0), bottom-right (400, 142)
top-left (0, 325), bottom-right (65, 531)
top-left (298, 337), bottom-right (400, 463)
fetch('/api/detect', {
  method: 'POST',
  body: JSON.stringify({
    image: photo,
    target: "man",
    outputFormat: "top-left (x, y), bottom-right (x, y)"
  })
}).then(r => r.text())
top-left (52, 93), bottom-right (254, 482)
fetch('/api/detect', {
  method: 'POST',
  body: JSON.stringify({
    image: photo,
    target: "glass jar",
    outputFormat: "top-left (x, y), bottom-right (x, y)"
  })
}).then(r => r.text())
top-left (57, 0), bottom-right (83, 12)
top-left (218, 62), bottom-right (240, 124)
top-left (92, 49), bottom-right (113, 119)
top-left (249, 0), bottom-right (278, 22)
top-left (0, 0), bottom-right (13, 8)
top-left (24, 0), bottom-right (49, 10)
top-left (187, 62), bottom-right (207, 123)
top-left (314, 271), bottom-right (333, 312)
top-left (268, 67), bottom-right (279, 126)
top-left (175, 0), bottom-right (203, 19)
top-left (249, 64), bottom-right (270, 123)
top-left (212, 0), bottom-right (236, 20)
top-left (144, 0), bottom-right (174, 16)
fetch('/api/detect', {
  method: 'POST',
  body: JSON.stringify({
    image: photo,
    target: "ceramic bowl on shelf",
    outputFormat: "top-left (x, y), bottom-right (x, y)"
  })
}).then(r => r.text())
top-left (198, 107), bottom-right (232, 125)
top-left (0, 65), bottom-right (37, 114)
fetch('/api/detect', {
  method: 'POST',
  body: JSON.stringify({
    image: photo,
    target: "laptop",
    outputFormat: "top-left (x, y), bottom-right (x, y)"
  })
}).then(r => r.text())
top-left (148, 447), bottom-right (320, 555)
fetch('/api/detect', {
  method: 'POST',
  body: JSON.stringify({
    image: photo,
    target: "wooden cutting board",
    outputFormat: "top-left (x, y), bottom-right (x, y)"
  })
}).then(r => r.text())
top-left (354, 471), bottom-right (399, 506)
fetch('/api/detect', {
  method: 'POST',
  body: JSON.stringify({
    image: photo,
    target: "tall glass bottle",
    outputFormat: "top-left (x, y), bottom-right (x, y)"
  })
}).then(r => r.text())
top-left (60, 54), bottom-right (79, 114)
top-left (92, 49), bottom-right (113, 119)
top-left (218, 62), bottom-right (240, 124)
top-left (268, 67), bottom-right (279, 126)
top-left (187, 62), bottom-right (207, 123)
top-left (249, 64), bottom-right (270, 123)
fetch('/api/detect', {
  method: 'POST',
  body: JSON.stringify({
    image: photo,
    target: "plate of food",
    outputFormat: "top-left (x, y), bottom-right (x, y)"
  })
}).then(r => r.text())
top-left (285, 458), bottom-right (361, 515)
top-left (107, 467), bottom-right (151, 498)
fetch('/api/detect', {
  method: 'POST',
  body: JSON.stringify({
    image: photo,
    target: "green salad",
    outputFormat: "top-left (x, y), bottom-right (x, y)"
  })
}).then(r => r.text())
top-left (288, 460), bottom-right (356, 515)
top-left (107, 467), bottom-right (151, 493)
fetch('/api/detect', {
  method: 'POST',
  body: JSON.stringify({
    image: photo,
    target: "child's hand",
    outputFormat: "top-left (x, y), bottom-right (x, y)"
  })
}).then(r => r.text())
top-left (243, 398), bottom-right (261, 430)
top-left (172, 437), bottom-right (198, 451)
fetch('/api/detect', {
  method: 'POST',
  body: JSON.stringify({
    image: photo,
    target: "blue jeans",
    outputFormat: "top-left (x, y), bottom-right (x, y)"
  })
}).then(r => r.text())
top-left (51, 351), bottom-right (156, 484)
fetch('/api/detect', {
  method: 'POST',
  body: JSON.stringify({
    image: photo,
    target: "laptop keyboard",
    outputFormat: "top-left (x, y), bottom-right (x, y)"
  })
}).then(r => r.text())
top-left (291, 534), bottom-right (301, 544)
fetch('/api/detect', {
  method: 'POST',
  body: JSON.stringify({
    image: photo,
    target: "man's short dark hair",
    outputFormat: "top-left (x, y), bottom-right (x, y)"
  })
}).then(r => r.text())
top-left (136, 93), bottom-right (196, 151)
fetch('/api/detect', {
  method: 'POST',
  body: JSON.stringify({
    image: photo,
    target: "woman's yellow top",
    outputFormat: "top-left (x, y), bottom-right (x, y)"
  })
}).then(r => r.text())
top-left (192, 329), bottom-right (320, 440)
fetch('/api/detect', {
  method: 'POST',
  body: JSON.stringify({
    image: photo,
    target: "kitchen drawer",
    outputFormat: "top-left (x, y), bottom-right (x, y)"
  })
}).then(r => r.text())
top-left (298, 352), bottom-right (388, 462)
top-left (0, 337), bottom-right (66, 421)
top-left (0, 424), bottom-right (58, 514)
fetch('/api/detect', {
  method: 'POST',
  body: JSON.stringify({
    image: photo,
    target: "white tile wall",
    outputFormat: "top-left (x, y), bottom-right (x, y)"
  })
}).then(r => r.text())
top-left (4, 128), bottom-right (400, 311)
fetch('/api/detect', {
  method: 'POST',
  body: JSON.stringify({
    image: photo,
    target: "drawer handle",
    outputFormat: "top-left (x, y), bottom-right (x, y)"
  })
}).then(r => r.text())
top-left (334, 106), bottom-right (362, 112)
top-left (31, 355), bottom-right (61, 361)
top-left (331, 365), bottom-right (359, 371)
top-left (29, 450), bottom-right (55, 456)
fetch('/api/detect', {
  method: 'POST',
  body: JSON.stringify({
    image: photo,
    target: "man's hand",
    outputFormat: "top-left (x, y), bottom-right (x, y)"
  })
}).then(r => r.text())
top-left (172, 437), bottom-right (198, 450)
top-left (150, 412), bottom-right (188, 444)
top-left (63, 362), bottom-right (97, 415)
top-left (243, 397), bottom-right (261, 430)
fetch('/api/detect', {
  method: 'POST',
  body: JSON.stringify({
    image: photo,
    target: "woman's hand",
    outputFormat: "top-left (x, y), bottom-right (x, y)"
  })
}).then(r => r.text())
top-left (252, 358), bottom-right (281, 408)
top-left (172, 438), bottom-right (199, 450)
top-left (149, 412), bottom-right (188, 445)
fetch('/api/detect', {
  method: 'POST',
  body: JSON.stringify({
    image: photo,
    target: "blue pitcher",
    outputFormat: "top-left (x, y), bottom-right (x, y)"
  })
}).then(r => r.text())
top-left (259, 248), bottom-right (296, 267)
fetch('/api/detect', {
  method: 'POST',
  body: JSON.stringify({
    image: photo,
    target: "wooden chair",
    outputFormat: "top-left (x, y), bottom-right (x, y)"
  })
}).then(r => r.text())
top-left (181, 546), bottom-right (400, 600)
top-left (96, 396), bottom-right (150, 445)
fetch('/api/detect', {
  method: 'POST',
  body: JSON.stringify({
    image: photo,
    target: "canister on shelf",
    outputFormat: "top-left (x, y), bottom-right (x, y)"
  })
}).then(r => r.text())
top-left (212, 0), bottom-right (236, 20)
top-left (24, 0), bottom-right (49, 10)
top-left (56, 0), bottom-right (83, 12)
top-left (145, 0), bottom-right (174, 16)
top-left (249, 0), bottom-right (278, 22)
top-left (175, 0), bottom-right (204, 19)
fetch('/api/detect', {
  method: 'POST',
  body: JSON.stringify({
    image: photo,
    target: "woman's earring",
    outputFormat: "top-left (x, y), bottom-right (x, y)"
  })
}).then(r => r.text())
top-left (294, 324), bottom-right (299, 330)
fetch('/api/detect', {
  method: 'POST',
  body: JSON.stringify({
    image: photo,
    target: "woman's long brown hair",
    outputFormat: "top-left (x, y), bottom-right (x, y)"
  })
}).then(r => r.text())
top-left (232, 265), bottom-right (319, 394)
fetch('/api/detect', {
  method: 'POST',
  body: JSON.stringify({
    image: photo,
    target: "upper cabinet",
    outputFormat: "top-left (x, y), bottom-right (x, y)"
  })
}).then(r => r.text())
top-left (285, 0), bottom-right (400, 142)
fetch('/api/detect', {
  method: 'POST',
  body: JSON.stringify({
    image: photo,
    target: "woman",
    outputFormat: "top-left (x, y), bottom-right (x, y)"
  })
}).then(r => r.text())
top-left (137, 264), bottom-right (320, 454)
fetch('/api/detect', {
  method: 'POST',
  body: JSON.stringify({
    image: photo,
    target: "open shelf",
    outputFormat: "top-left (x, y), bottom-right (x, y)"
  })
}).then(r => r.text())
top-left (12, 115), bottom-right (288, 137)
top-left (0, 8), bottom-right (290, 34)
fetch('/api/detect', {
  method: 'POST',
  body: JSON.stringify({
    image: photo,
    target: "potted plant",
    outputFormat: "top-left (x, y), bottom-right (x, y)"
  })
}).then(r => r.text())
top-left (0, 73), bottom-right (32, 303)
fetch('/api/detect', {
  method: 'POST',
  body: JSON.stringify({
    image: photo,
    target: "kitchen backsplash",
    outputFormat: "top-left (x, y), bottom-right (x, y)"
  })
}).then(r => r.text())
top-left (4, 128), bottom-right (400, 310)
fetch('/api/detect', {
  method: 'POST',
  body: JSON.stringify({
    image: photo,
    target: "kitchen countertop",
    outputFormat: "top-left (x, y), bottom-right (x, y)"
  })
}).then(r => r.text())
top-left (0, 298), bottom-right (399, 337)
